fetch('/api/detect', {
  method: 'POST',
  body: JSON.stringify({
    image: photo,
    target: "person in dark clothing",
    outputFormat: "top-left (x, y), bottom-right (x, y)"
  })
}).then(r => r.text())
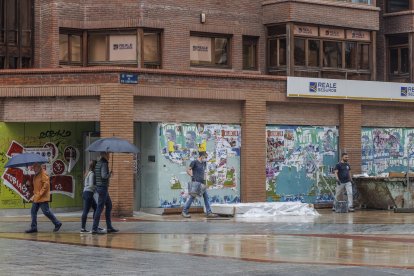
top-left (334, 153), bottom-right (354, 212)
top-left (182, 152), bottom-right (217, 218)
top-left (80, 160), bottom-right (98, 233)
top-left (91, 152), bottom-right (119, 234)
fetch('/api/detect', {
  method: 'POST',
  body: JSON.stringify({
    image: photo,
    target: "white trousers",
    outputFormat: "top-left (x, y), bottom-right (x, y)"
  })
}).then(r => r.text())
top-left (334, 181), bottom-right (353, 208)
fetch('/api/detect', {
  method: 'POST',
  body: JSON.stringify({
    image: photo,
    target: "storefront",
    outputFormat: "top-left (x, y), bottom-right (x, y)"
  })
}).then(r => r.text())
top-left (0, 122), bottom-right (97, 210)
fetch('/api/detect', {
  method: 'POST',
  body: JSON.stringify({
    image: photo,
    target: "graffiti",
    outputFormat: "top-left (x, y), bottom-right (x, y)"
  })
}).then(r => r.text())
top-left (157, 123), bottom-right (241, 207)
top-left (39, 129), bottom-right (72, 139)
top-left (266, 126), bottom-right (338, 204)
top-left (362, 128), bottom-right (414, 175)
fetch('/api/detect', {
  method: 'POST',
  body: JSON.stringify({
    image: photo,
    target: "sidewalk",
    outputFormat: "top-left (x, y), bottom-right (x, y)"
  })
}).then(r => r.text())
top-left (1, 209), bottom-right (414, 275)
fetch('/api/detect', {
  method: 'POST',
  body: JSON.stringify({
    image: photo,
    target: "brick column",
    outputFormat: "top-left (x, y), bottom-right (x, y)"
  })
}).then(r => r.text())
top-left (339, 103), bottom-right (362, 174)
top-left (100, 84), bottom-right (134, 217)
top-left (241, 92), bottom-right (267, 202)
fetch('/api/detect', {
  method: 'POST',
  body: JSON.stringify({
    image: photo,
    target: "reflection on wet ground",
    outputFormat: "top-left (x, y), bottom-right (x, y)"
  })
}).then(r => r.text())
top-left (1, 209), bottom-right (414, 272)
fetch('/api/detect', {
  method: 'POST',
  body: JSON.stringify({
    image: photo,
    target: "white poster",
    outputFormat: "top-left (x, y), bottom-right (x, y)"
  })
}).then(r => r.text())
top-left (190, 36), bottom-right (211, 62)
top-left (287, 77), bottom-right (414, 102)
top-left (109, 35), bottom-right (137, 61)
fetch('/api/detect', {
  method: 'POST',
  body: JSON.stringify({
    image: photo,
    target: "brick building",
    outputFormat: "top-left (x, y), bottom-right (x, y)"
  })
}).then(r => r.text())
top-left (0, 0), bottom-right (413, 216)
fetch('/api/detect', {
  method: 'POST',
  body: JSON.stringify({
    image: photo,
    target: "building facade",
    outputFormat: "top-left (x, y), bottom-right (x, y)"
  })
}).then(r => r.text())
top-left (0, 0), bottom-right (413, 216)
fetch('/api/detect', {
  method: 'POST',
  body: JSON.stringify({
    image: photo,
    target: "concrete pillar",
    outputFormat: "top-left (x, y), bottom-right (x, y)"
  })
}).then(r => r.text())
top-left (241, 92), bottom-right (267, 202)
top-left (100, 84), bottom-right (134, 217)
top-left (339, 103), bottom-right (362, 174)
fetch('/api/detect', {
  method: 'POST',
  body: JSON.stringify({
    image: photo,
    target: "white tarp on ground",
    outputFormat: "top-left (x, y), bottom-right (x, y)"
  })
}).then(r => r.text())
top-left (211, 202), bottom-right (320, 217)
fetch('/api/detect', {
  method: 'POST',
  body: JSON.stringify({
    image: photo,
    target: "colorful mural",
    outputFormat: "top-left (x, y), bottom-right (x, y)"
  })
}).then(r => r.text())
top-left (0, 122), bottom-right (95, 209)
top-left (362, 127), bottom-right (414, 175)
top-left (159, 123), bottom-right (241, 208)
top-left (266, 126), bottom-right (339, 203)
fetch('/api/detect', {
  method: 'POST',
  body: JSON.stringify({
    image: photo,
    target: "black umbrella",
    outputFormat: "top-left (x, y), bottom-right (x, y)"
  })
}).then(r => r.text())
top-left (85, 137), bottom-right (139, 153)
top-left (4, 153), bottom-right (49, 168)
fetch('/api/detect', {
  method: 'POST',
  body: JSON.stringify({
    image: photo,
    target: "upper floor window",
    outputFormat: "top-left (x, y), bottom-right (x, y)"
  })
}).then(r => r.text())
top-left (143, 30), bottom-right (161, 69)
top-left (190, 33), bottom-right (231, 68)
top-left (243, 36), bottom-right (258, 70)
top-left (268, 25), bottom-right (287, 75)
top-left (0, 0), bottom-right (33, 69)
top-left (59, 31), bottom-right (82, 65)
top-left (388, 34), bottom-right (409, 78)
top-left (59, 28), bottom-right (162, 68)
top-left (387, 0), bottom-right (410, 13)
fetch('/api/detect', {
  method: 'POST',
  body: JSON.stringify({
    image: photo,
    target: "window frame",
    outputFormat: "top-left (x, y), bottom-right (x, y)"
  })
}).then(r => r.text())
top-left (242, 35), bottom-right (259, 70)
top-left (190, 32), bottom-right (232, 68)
top-left (0, 0), bottom-right (34, 69)
top-left (389, 45), bottom-right (410, 76)
top-left (142, 29), bottom-right (162, 69)
top-left (387, 0), bottom-right (411, 13)
top-left (59, 30), bottom-right (83, 66)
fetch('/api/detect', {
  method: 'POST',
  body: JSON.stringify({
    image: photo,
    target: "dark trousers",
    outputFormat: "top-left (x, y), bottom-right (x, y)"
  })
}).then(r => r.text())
top-left (81, 191), bottom-right (97, 229)
top-left (92, 185), bottom-right (113, 231)
top-left (30, 202), bottom-right (60, 230)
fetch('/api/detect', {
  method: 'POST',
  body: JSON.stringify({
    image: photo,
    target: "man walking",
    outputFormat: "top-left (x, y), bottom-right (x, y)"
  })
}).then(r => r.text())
top-left (334, 153), bottom-right (354, 212)
top-left (91, 152), bottom-right (119, 234)
top-left (25, 163), bottom-right (62, 233)
top-left (182, 152), bottom-right (217, 218)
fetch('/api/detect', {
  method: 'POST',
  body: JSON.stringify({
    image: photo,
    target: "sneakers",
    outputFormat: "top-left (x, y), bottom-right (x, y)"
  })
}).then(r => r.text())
top-left (107, 228), bottom-right (119, 233)
top-left (80, 228), bottom-right (91, 234)
top-left (25, 228), bottom-right (37, 233)
top-left (53, 222), bottom-right (62, 232)
top-left (348, 207), bottom-right (355, 212)
top-left (181, 212), bottom-right (191, 218)
top-left (98, 227), bottom-right (105, 232)
top-left (206, 213), bottom-right (218, 218)
top-left (91, 229), bottom-right (106, 235)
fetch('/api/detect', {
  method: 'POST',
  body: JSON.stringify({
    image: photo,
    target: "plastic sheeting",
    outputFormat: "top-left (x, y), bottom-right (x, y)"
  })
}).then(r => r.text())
top-left (211, 202), bottom-right (320, 217)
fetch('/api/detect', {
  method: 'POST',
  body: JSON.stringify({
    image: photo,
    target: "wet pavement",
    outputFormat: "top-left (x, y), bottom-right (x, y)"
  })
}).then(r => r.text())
top-left (1, 209), bottom-right (414, 275)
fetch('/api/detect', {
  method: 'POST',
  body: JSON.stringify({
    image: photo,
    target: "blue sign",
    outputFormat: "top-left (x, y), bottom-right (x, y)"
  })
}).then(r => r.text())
top-left (120, 73), bottom-right (138, 84)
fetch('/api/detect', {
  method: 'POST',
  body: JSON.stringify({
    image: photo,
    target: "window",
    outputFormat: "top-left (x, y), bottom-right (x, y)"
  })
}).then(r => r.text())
top-left (59, 32), bottom-right (82, 65)
top-left (143, 31), bottom-right (161, 69)
top-left (323, 41), bottom-right (342, 68)
top-left (308, 40), bottom-right (320, 67)
top-left (387, 0), bottom-right (410, 13)
top-left (242, 36), bottom-right (258, 70)
top-left (345, 42), bottom-right (357, 69)
top-left (267, 25), bottom-right (287, 73)
top-left (388, 34), bottom-right (409, 76)
top-left (88, 33), bottom-right (137, 64)
top-left (190, 34), bottom-right (231, 67)
top-left (294, 38), bottom-right (305, 66)
top-left (0, 0), bottom-right (33, 69)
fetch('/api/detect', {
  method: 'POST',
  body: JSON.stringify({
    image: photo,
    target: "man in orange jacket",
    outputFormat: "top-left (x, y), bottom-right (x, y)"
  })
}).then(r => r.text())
top-left (25, 163), bottom-right (62, 233)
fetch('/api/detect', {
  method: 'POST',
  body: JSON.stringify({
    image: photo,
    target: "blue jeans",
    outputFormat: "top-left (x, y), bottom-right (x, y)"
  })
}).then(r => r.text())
top-left (183, 190), bottom-right (212, 215)
top-left (81, 191), bottom-right (97, 229)
top-left (92, 186), bottom-right (113, 231)
top-left (30, 202), bottom-right (61, 230)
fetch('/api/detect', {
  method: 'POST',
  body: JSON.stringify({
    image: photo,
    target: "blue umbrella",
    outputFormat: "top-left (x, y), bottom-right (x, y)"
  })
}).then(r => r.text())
top-left (4, 153), bottom-right (49, 168)
top-left (86, 137), bottom-right (139, 153)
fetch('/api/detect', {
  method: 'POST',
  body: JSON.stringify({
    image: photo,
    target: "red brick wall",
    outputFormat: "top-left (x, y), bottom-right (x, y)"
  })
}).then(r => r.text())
top-left (100, 85), bottom-right (135, 217)
top-left (267, 103), bottom-right (339, 126)
top-left (340, 103), bottom-right (362, 174)
top-left (241, 92), bottom-right (267, 202)
top-left (362, 106), bottom-right (414, 127)
top-left (2, 97), bottom-right (99, 122)
top-left (263, 0), bottom-right (379, 30)
top-left (134, 97), bottom-right (242, 123)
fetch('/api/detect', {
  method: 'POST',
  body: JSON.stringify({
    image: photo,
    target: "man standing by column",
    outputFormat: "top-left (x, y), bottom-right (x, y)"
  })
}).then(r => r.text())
top-left (334, 153), bottom-right (354, 212)
top-left (91, 152), bottom-right (119, 234)
top-left (25, 163), bottom-right (62, 233)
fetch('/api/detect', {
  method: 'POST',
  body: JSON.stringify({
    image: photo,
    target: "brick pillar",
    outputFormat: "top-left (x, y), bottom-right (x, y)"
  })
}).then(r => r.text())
top-left (241, 92), bottom-right (267, 202)
top-left (339, 103), bottom-right (362, 174)
top-left (100, 85), bottom-right (134, 217)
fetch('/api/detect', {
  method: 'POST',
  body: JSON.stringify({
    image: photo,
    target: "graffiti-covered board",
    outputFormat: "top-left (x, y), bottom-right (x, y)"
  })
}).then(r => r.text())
top-left (158, 123), bottom-right (241, 208)
top-left (0, 122), bottom-right (95, 209)
top-left (362, 127), bottom-right (414, 175)
top-left (266, 126), bottom-right (338, 203)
